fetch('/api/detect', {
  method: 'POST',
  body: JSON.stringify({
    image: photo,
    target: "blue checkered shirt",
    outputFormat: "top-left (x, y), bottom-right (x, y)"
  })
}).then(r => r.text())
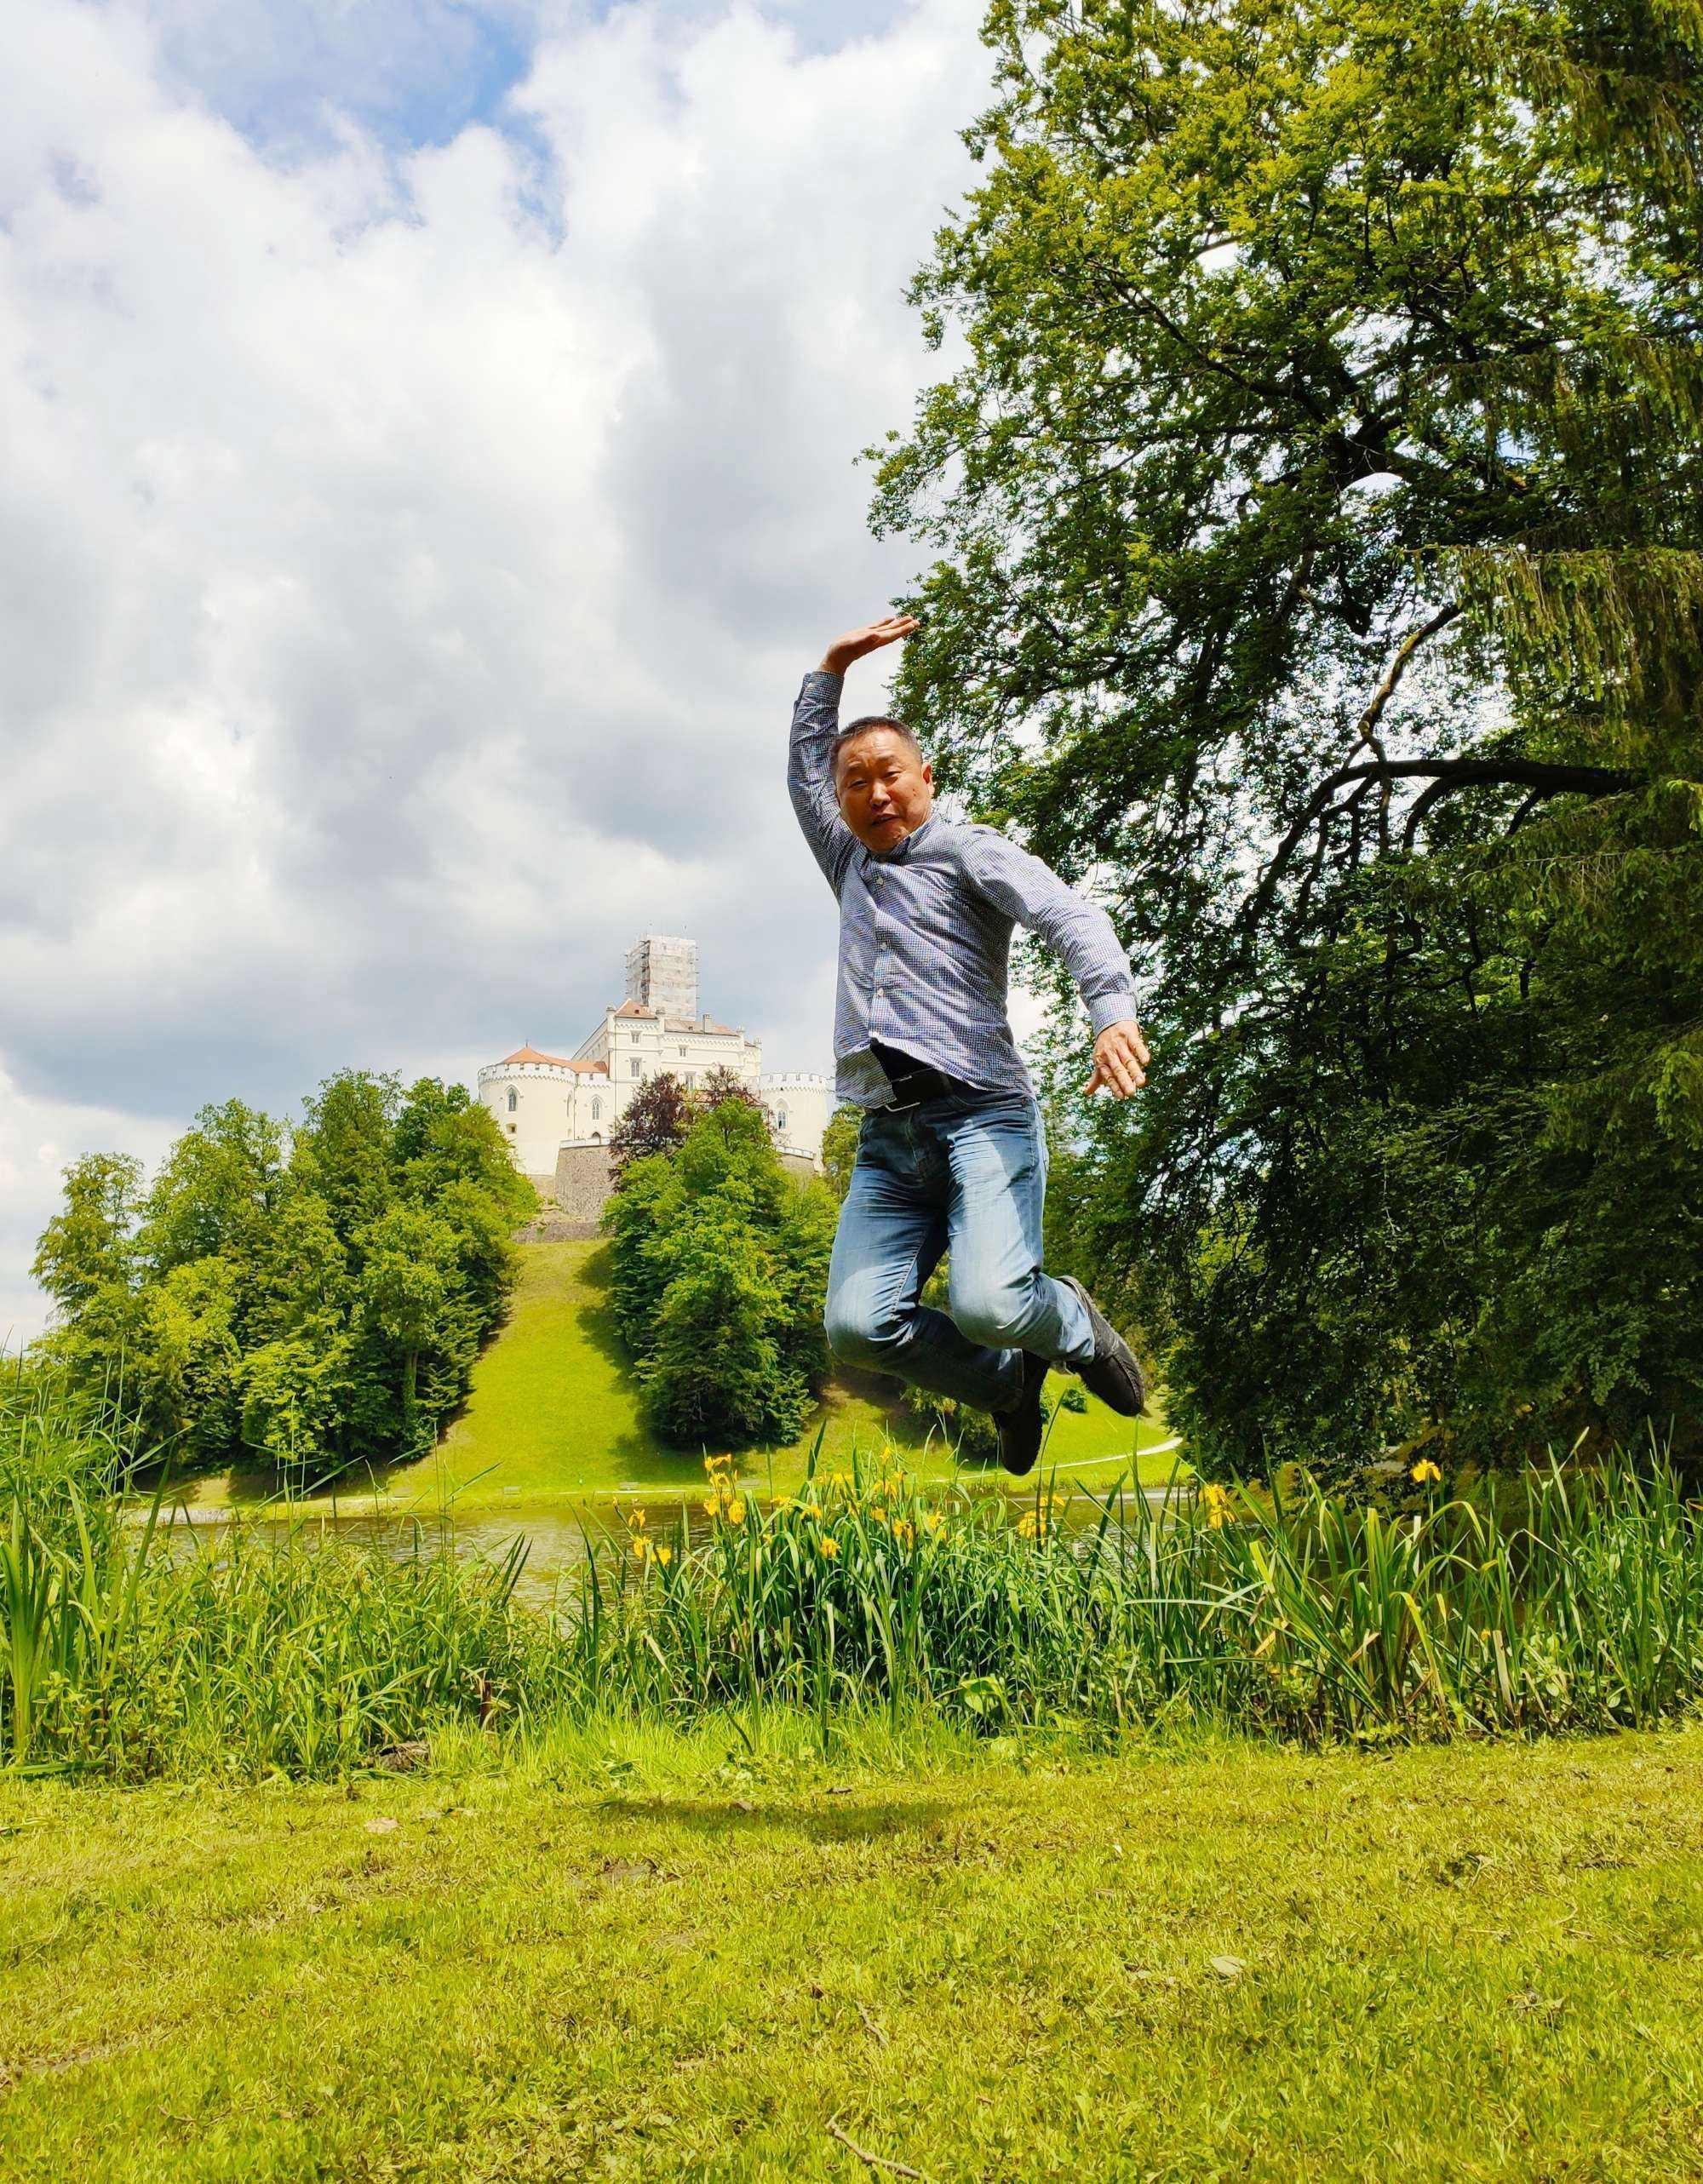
top-left (788, 669), bottom-right (1142, 1109)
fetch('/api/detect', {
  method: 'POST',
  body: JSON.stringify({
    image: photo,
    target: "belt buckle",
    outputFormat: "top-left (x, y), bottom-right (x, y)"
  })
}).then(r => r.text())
top-left (884, 1072), bottom-right (930, 1113)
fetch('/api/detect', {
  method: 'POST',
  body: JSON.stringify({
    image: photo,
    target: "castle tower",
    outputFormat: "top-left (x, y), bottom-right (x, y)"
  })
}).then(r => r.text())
top-left (624, 934), bottom-right (698, 1022)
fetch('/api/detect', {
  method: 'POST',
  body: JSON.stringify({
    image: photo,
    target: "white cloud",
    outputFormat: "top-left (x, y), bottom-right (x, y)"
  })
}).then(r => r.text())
top-left (0, 0), bottom-right (989, 1326)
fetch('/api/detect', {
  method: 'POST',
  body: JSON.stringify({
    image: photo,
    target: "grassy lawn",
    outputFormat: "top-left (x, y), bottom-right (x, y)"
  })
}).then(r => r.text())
top-left (173, 1241), bottom-right (1180, 1513)
top-left (3, 1723), bottom-right (1700, 2180)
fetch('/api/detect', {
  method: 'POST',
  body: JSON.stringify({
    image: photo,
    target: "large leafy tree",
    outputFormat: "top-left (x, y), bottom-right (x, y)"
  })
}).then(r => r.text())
top-left (819, 1104), bottom-right (863, 1204)
top-left (876, 0), bottom-right (1703, 1475)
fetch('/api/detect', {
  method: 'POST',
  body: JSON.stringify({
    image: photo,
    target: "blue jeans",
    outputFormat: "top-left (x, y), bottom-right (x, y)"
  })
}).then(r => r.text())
top-left (823, 1090), bottom-right (1097, 1415)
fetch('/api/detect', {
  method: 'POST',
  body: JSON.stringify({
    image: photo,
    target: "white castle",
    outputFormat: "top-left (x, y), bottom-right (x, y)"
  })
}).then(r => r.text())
top-left (479, 936), bottom-right (833, 1186)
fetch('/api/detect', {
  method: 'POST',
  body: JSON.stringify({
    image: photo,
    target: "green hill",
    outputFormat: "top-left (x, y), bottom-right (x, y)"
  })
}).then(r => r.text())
top-left (388, 1239), bottom-right (1180, 1510)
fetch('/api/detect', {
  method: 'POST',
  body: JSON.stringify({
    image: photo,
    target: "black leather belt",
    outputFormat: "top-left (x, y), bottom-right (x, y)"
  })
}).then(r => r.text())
top-left (872, 1041), bottom-right (979, 1112)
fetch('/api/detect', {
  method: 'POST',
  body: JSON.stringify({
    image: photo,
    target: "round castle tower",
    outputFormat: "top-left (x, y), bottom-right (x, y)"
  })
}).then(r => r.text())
top-left (478, 1048), bottom-right (611, 1189)
top-left (757, 1073), bottom-right (834, 1164)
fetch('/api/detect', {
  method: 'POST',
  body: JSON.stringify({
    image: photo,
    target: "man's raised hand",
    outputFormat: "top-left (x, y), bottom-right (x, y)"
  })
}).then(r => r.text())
top-left (1084, 1020), bottom-right (1150, 1100)
top-left (821, 613), bottom-right (920, 676)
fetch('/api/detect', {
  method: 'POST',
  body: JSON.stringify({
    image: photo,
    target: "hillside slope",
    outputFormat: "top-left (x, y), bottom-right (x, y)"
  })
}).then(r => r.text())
top-left (395, 1239), bottom-right (1176, 1507)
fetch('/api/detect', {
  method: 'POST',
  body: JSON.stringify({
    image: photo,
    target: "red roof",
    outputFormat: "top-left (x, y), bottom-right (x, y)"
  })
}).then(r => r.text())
top-left (500, 1046), bottom-right (607, 1075)
top-left (613, 1000), bottom-right (656, 1018)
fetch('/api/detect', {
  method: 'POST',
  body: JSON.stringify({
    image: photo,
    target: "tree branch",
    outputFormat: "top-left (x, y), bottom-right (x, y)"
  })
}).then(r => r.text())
top-left (1244, 756), bottom-right (1639, 933)
top-left (1352, 603), bottom-right (1465, 771)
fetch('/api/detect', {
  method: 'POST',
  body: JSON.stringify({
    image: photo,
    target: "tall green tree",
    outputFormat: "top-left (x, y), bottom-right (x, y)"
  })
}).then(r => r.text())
top-left (819, 1104), bottom-right (863, 1205)
top-left (32, 1153), bottom-right (143, 1319)
top-left (877, 0), bottom-right (1703, 1475)
top-left (601, 1099), bottom-right (838, 1447)
top-left (136, 1102), bottom-right (288, 1283)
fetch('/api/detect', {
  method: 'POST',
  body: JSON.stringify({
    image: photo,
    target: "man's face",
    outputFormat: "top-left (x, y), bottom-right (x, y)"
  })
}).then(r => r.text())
top-left (834, 729), bottom-right (935, 855)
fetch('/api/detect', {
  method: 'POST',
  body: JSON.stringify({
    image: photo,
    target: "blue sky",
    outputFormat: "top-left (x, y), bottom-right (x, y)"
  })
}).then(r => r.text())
top-left (152, 0), bottom-right (920, 158)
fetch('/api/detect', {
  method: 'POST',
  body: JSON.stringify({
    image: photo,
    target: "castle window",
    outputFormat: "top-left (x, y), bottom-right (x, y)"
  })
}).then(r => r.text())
top-left (679, 1046), bottom-right (687, 1057)
top-left (630, 1058), bottom-right (640, 1078)
top-left (592, 1098), bottom-right (601, 1121)
top-left (507, 1089), bottom-right (518, 1113)
top-left (778, 1109), bottom-right (788, 1132)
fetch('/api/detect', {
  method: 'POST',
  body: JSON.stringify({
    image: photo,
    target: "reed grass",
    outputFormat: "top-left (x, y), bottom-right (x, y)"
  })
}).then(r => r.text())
top-left (578, 1447), bottom-right (1703, 1740)
top-left (4, 1373), bottom-right (1702, 1778)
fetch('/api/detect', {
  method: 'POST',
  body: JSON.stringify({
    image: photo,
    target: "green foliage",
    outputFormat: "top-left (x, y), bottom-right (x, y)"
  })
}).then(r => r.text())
top-left (30, 1074), bottom-right (531, 1482)
top-left (818, 1103), bottom-right (863, 1204)
top-left (877, 0), bottom-right (1703, 1477)
top-left (601, 1101), bottom-right (839, 1447)
top-left (32, 1152), bottom-right (143, 1316)
top-left (0, 1366), bottom-right (126, 1557)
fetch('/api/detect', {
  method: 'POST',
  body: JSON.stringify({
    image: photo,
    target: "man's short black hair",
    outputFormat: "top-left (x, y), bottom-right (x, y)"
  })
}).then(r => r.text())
top-left (830, 714), bottom-right (927, 780)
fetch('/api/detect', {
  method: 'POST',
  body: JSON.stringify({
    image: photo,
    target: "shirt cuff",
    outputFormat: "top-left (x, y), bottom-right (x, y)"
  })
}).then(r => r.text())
top-left (1088, 992), bottom-right (1142, 1040)
top-left (802, 668), bottom-right (844, 693)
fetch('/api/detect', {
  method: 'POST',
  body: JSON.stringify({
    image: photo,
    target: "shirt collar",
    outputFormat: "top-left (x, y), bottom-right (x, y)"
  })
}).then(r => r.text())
top-left (869, 814), bottom-right (937, 867)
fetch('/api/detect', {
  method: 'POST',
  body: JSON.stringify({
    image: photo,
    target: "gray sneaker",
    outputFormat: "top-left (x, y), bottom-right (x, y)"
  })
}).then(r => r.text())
top-left (1058, 1276), bottom-right (1147, 1417)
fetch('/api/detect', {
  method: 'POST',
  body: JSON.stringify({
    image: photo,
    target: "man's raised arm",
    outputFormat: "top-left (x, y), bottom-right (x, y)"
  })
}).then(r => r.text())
top-left (788, 614), bottom-right (918, 894)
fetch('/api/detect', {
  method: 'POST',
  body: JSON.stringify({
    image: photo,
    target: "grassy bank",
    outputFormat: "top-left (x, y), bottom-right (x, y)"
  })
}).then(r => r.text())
top-left (3, 1724), bottom-right (1701, 2181)
top-left (415, 1241), bottom-right (1178, 1503)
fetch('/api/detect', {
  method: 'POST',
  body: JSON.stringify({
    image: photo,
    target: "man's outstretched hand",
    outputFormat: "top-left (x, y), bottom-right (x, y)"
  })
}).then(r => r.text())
top-left (1085, 1020), bottom-right (1150, 1099)
top-left (821, 613), bottom-right (920, 676)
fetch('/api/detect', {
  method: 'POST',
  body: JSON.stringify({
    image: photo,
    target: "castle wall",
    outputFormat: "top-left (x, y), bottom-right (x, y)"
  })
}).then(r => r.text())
top-left (759, 1074), bottom-right (834, 1164)
top-left (553, 1144), bottom-right (617, 1223)
top-left (551, 1142), bottom-right (822, 1223)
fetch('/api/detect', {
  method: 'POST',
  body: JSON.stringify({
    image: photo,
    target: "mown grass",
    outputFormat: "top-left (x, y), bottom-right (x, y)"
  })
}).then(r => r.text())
top-left (3, 1723), bottom-right (1701, 2181)
top-left (418, 1240), bottom-right (1176, 1502)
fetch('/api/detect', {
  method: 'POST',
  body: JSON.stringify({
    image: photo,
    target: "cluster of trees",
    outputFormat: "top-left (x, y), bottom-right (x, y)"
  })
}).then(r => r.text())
top-left (32, 1074), bottom-right (535, 1481)
top-left (608, 1065), bottom-right (759, 1174)
top-left (602, 1079), bottom-right (839, 1447)
top-left (880, 0), bottom-right (1702, 1476)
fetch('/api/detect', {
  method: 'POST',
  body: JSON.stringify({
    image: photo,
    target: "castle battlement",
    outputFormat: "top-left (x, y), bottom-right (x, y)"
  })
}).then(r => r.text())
top-left (759, 1072), bottom-right (832, 1092)
top-left (479, 1059), bottom-right (606, 1086)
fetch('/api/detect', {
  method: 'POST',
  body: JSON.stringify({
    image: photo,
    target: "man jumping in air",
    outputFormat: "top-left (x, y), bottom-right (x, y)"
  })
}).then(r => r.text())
top-left (790, 612), bottom-right (1151, 1476)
